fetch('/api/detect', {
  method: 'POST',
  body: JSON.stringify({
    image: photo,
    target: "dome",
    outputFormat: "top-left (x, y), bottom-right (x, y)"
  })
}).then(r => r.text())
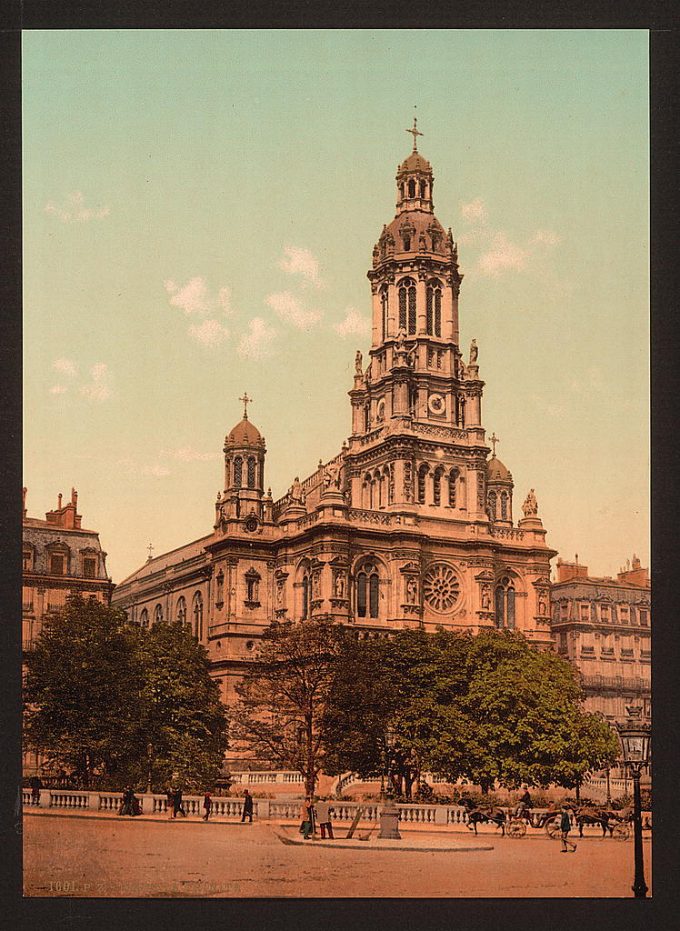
top-left (226, 417), bottom-right (264, 448)
top-left (486, 455), bottom-right (513, 483)
top-left (398, 151), bottom-right (432, 173)
top-left (384, 211), bottom-right (447, 255)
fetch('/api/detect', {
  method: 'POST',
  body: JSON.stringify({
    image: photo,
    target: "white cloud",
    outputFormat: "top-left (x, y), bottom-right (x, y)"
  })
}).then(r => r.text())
top-left (44, 191), bottom-right (110, 223)
top-left (278, 246), bottom-right (324, 288)
top-left (461, 198), bottom-right (487, 222)
top-left (165, 276), bottom-right (211, 316)
top-left (161, 446), bottom-right (221, 462)
top-left (266, 291), bottom-right (321, 330)
top-left (142, 464), bottom-right (171, 478)
top-left (218, 286), bottom-right (233, 315)
top-left (238, 317), bottom-right (277, 360)
top-left (188, 319), bottom-right (230, 347)
top-left (530, 229), bottom-right (561, 248)
top-left (478, 232), bottom-right (529, 276)
top-left (80, 361), bottom-right (112, 402)
top-left (333, 307), bottom-right (371, 339)
top-left (49, 385), bottom-right (67, 395)
top-left (53, 358), bottom-right (78, 377)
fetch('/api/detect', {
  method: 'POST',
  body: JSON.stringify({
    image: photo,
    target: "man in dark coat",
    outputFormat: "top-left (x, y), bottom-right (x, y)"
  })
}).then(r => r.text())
top-left (241, 789), bottom-right (254, 823)
top-left (29, 774), bottom-right (42, 805)
top-left (203, 791), bottom-right (213, 822)
top-left (174, 787), bottom-right (187, 818)
top-left (560, 805), bottom-right (577, 852)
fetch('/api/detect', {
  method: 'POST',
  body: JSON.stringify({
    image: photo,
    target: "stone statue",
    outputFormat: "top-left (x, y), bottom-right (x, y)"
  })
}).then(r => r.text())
top-left (522, 488), bottom-right (538, 517)
top-left (276, 579), bottom-right (285, 605)
top-left (469, 339), bottom-right (478, 364)
top-left (406, 577), bottom-right (418, 605)
top-left (481, 584), bottom-right (491, 611)
top-left (355, 350), bottom-right (363, 375)
top-left (538, 593), bottom-right (547, 615)
top-left (334, 573), bottom-right (345, 599)
top-left (395, 326), bottom-right (407, 356)
top-left (323, 462), bottom-right (341, 489)
top-left (291, 476), bottom-right (302, 502)
top-left (216, 490), bottom-right (221, 502)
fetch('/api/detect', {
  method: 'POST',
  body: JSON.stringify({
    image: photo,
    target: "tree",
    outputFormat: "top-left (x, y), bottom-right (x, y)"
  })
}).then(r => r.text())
top-left (134, 621), bottom-right (228, 791)
top-left (23, 596), bottom-right (228, 790)
top-left (231, 619), bottom-right (346, 797)
top-left (321, 627), bottom-right (618, 797)
top-left (23, 596), bottom-right (141, 787)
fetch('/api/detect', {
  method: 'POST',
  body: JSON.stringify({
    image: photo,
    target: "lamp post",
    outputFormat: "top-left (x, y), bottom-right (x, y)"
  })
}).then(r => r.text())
top-left (615, 706), bottom-right (651, 899)
top-left (378, 725), bottom-right (401, 840)
top-left (146, 742), bottom-right (153, 796)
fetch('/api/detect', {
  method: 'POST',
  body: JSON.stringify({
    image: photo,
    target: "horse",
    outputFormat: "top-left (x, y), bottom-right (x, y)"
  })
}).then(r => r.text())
top-left (465, 806), bottom-right (507, 836)
top-left (574, 805), bottom-right (623, 838)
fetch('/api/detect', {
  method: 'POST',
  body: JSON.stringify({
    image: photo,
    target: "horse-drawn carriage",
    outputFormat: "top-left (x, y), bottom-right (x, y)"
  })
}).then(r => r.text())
top-left (462, 799), bottom-right (633, 840)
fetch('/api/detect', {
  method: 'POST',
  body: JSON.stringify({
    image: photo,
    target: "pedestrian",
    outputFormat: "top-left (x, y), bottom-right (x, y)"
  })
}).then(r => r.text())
top-left (560, 805), bottom-right (577, 852)
top-left (166, 786), bottom-right (175, 820)
top-left (203, 791), bottom-right (212, 822)
top-left (119, 785), bottom-right (134, 816)
top-left (29, 774), bottom-right (42, 806)
top-left (298, 797), bottom-right (313, 840)
top-left (174, 786), bottom-right (187, 818)
top-left (241, 788), bottom-right (254, 823)
top-left (315, 798), bottom-right (334, 839)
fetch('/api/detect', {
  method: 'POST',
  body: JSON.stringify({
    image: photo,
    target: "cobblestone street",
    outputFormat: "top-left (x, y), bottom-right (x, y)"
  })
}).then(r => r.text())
top-left (23, 812), bottom-right (652, 898)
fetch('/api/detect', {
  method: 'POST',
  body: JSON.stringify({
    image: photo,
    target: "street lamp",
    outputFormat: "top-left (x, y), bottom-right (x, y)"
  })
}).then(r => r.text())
top-left (615, 705), bottom-right (651, 898)
top-left (146, 742), bottom-right (153, 795)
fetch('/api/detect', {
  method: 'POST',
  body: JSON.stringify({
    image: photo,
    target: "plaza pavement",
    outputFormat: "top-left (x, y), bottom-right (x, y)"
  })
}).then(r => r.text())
top-left (23, 810), bottom-right (652, 898)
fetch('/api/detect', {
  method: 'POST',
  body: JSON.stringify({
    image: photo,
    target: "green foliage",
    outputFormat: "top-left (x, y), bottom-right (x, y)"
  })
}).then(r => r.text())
top-left (23, 596), bottom-right (227, 790)
top-left (321, 627), bottom-right (619, 795)
top-left (230, 619), bottom-right (346, 797)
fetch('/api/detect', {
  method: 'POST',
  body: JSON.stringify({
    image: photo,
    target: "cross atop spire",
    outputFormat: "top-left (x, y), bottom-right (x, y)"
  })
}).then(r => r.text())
top-left (239, 392), bottom-right (253, 419)
top-left (489, 432), bottom-right (500, 457)
top-left (406, 111), bottom-right (423, 152)
top-left (147, 542), bottom-right (154, 561)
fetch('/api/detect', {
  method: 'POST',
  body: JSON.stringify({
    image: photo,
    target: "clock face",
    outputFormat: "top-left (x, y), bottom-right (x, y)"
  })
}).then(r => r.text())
top-left (244, 516), bottom-right (259, 533)
top-left (428, 393), bottom-right (445, 415)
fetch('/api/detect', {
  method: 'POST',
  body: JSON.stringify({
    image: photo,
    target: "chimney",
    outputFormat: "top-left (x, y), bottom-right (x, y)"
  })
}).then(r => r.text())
top-left (58, 493), bottom-right (63, 509)
top-left (71, 487), bottom-right (78, 507)
top-left (556, 558), bottom-right (589, 583)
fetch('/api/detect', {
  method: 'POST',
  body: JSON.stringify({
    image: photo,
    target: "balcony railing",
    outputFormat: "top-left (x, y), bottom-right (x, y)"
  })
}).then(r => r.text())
top-left (581, 674), bottom-right (650, 692)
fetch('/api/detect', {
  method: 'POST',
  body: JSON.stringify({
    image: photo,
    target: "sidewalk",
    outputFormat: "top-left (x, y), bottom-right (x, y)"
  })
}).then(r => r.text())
top-left (275, 826), bottom-right (494, 852)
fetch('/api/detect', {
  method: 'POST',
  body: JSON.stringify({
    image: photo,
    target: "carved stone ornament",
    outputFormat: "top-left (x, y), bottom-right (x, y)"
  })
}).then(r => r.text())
top-left (423, 563), bottom-right (461, 614)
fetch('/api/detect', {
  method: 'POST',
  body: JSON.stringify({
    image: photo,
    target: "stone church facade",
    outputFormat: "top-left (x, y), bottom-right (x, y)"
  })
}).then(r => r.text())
top-left (112, 131), bottom-right (557, 733)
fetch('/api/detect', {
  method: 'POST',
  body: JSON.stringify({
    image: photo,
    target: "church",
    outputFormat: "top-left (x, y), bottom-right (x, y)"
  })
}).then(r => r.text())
top-left (112, 125), bottom-right (557, 719)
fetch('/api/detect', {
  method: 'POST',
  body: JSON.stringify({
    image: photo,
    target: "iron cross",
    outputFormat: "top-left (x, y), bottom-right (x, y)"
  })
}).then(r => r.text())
top-left (489, 432), bottom-right (499, 457)
top-left (239, 392), bottom-right (253, 418)
top-left (406, 114), bottom-right (423, 152)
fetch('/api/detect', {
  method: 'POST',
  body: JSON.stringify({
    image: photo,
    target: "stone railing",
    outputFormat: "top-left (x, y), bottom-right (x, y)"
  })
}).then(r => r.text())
top-left (489, 527), bottom-right (526, 541)
top-left (230, 770), bottom-right (305, 785)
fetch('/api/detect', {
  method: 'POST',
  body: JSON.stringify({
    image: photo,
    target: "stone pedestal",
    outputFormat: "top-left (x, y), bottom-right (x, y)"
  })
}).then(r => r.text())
top-left (377, 797), bottom-right (401, 839)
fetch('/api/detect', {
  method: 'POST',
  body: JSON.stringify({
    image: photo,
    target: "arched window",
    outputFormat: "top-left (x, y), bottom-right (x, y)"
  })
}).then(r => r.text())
top-left (426, 281), bottom-right (442, 337)
top-left (225, 459), bottom-right (230, 487)
top-left (356, 562), bottom-right (380, 619)
top-left (500, 491), bottom-right (509, 520)
top-left (247, 457), bottom-right (256, 489)
top-left (302, 575), bottom-right (310, 619)
top-left (140, 608), bottom-right (149, 629)
top-left (398, 278), bottom-right (416, 334)
top-left (494, 577), bottom-right (516, 629)
top-left (176, 596), bottom-right (187, 625)
top-left (233, 456), bottom-right (243, 488)
top-left (448, 469), bottom-right (458, 507)
top-left (418, 463), bottom-right (429, 504)
top-left (192, 592), bottom-right (203, 640)
top-left (154, 604), bottom-right (163, 625)
top-left (408, 179), bottom-right (416, 198)
top-left (419, 179), bottom-right (426, 198)
top-left (362, 474), bottom-right (371, 510)
top-left (433, 466), bottom-right (444, 506)
top-left (364, 404), bottom-right (370, 432)
top-left (380, 287), bottom-right (389, 340)
top-left (487, 491), bottom-right (497, 521)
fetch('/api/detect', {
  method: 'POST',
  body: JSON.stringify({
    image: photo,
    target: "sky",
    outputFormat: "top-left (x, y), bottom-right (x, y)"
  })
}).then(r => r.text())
top-left (22, 29), bottom-right (649, 584)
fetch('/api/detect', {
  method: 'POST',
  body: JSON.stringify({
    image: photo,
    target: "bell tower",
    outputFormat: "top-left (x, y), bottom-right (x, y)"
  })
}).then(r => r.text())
top-left (346, 122), bottom-right (490, 521)
top-left (221, 394), bottom-right (266, 522)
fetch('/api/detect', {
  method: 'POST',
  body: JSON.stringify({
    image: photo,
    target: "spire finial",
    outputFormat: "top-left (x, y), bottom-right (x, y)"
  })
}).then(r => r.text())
top-left (489, 432), bottom-right (499, 457)
top-left (239, 392), bottom-right (253, 419)
top-left (406, 108), bottom-right (423, 152)
top-left (147, 542), bottom-right (154, 561)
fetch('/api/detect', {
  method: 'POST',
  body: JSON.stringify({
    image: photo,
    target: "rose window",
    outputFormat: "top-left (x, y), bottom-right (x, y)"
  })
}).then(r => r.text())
top-left (423, 563), bottom-right (460, 613)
